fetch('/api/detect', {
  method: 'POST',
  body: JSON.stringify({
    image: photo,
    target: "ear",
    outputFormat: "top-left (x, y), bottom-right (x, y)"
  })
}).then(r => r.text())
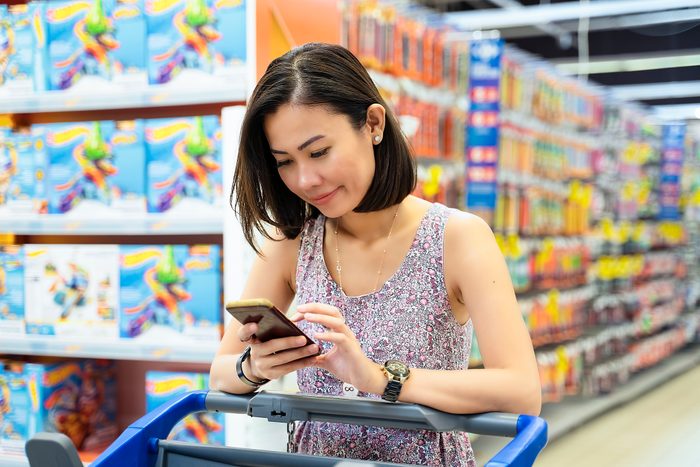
top-left (365, 104), bottom-right (386, 144)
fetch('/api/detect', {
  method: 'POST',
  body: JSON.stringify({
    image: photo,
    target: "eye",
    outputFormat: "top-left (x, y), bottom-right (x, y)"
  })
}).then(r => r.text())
top-left (310, 147), bottom-right (330, 158)
top-left (275, 159), bottom-right (291, 169)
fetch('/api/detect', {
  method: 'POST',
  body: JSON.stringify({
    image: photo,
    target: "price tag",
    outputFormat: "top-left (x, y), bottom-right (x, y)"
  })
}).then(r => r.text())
top-left (342, 382), bottom-right (358, 397)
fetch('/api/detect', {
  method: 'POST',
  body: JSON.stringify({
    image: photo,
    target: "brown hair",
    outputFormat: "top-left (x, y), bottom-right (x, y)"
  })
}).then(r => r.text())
top-left (232, 42), bottom-right (416, 253)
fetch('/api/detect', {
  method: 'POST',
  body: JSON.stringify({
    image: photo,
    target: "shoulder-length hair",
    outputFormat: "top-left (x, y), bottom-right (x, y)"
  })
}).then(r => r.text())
top-left (232, 42), bottom-right (416, 253)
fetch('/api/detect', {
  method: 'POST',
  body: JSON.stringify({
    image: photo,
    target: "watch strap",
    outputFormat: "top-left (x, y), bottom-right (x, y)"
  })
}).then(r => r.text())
top-left (236, 346), bottom-right (270, 387)
top-left (382, 379), bottom-right (403, 402)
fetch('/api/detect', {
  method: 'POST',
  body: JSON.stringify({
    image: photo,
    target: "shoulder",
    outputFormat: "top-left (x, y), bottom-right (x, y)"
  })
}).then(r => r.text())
top-left (444, 209), bottom-right (498, 259)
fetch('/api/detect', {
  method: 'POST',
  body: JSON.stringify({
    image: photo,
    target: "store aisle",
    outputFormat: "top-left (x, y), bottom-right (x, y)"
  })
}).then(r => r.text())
top-left (534, 364), bottom-right (700, 467)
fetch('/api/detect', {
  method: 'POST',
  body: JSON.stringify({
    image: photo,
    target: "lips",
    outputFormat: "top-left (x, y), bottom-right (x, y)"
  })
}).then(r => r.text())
top-left (310, 188), bottom-right (339, 204)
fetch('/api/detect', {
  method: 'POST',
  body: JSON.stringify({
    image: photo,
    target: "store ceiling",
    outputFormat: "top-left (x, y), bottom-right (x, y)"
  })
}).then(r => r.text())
top-left (418, 0), bottom-right (700, 120)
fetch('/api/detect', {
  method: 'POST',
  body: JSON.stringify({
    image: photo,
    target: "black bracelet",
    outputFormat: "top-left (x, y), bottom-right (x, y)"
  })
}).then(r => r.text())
top-left (236, 346), bottom-right (270, 387)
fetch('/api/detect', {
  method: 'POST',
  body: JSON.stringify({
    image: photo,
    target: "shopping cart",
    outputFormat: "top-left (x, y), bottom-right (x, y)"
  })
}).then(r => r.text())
top-left (26, 390), bottom-right (548, 467)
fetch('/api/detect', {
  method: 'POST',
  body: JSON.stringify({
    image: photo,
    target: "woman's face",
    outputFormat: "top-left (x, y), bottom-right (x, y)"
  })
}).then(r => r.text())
top-left (264, 104), bottom-right (378, 218)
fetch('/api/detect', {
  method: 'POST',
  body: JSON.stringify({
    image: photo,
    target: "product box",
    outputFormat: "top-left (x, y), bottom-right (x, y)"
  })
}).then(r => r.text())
top-left (45, 0), bottom-right (147, 91)
top-left (119, 244), bottom-right (221, 340)
top-left (40, 121), bottom-right (146, 215)
top-left (0, 245), bottom-right (24, 335)
top-left (145, 371), bottom-right (224, 445)
top-left (145, 0), bottom-right (246, 85)
top-left (0, 359), bottom-right (117, 456)
top-left (0, 131), bottom-right (49, 214)
top-left (145, 116), bottom-right (221, 213)
top-left (24, 244), bottom-right (119, 338)
top-left (0, 3), bottom-right (48, 95)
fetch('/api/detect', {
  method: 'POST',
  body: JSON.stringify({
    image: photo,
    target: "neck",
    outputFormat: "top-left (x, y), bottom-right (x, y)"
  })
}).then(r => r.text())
top-left (335, 201), bottom-right (404, 243)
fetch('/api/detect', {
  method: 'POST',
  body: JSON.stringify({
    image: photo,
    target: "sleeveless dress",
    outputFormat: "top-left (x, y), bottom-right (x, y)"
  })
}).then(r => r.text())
top-left (293, 203), bottom-right (477, 466)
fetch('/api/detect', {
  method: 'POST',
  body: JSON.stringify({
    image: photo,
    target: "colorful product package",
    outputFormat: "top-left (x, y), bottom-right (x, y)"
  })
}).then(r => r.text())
top-left (0, 359), bottom-right (117, 456)
top-left (145, 0), bottom-right (246, 85)
top-left (119, 244), bottom-right (221, 340)
top-left (145, 116), bottom-right (222, 214)
top-left (145, 371), bottom-right (224, 445)
top-left (0, 131), bottom-right (49, 214)
top-left (45, 0), bottom-right (147, 91)
top-left (0, 2), bottom-right (48, 95)
top-left (24, 244), bottom-right (119, 338)
top-left (40, 120), bottom-right (146, 215)
top-left (0, 245), bottom-right (24, 335)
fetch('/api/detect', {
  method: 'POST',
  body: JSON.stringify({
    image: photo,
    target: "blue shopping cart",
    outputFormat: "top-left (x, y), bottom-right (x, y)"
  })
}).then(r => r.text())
top-left (26, 390), bottom-right (547, 467)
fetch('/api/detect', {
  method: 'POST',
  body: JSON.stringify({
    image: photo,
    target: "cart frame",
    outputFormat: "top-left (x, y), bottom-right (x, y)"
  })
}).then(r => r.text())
top-left (26, 390), bottom-right (547, 467)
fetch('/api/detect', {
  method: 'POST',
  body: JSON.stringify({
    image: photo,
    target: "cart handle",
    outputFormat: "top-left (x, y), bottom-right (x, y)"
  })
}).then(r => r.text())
top-left (36, 390), bottom-right (546, 467)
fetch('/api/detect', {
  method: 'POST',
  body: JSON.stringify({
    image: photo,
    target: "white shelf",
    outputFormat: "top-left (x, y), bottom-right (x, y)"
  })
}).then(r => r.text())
top-left (0, 334), bottom-right (219, 363)
top-left (2, 212), bottom-right (223, 235)
top-left (0, 66), bottom-right (247, 114)
top-left (0, 454), bottom-right (29, 467)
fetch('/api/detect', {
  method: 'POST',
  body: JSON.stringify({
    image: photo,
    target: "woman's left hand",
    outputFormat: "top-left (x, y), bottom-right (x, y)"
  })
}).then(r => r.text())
top-left (292, 303), bottom-right (383, 394)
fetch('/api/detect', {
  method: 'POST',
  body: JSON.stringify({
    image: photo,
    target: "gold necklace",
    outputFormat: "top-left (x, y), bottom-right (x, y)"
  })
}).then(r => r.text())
top-left (333, 205), bottom-right (400, 295)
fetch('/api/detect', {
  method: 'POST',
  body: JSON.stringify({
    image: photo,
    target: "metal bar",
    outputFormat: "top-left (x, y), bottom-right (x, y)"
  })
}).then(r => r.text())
top-left (500, 7), bottom-right (700, 38)
top-left (245, 391), bottom-right (520, 436)
top-left (611, 81), bottom-right (700, 100)
top-left (445, 0), bottom-right (700, 30)
top-left (555, 53), bottom-right (700, 75)
top-left (157, 441), bottom-right (410, 467)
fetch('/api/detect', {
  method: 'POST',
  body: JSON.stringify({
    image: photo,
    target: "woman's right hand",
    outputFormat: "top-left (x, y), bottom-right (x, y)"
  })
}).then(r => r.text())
top-left (237, 322), bottom-right (320, 381)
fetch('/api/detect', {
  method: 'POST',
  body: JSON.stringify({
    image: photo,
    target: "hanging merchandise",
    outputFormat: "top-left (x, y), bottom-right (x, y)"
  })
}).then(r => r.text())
top-left (464, 33), bottom-right (503, 224)
top-left (659, 123), bottom-right (686, 221)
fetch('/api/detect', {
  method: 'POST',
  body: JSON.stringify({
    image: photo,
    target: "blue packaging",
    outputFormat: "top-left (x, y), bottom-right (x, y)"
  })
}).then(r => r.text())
top-left (145, 371), bottom-right (225, 445)
top-left (41, 121), bottom-right (145, 215)
top-left (0, 3), bottom-right (48, 94)
top-left (24, 244), bottom-right (120, 338)
top-left (0, 359), bottom-right (117, 455)
top-left (45, 0), bottom-right (147, 91)
top-left (119, 244), bottom-right (221, 340)
top-left (145, 0), bottom-right (246, 85)
top-left (145, 116), bottom-right (221, 213)
top-left (3, 131), bottom-right (49, 214)
top-left (0, 245), bottom-right (24, 335)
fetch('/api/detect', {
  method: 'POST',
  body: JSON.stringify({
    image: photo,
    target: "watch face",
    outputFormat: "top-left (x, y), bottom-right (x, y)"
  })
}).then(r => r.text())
top-left (385, 360), bottom-right (410, 378)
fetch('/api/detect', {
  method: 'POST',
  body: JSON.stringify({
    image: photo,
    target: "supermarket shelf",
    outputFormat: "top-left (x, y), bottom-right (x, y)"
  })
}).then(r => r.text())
top-left (0, 454), bottom-right (29, 467)
top-left (471, 343), bottom-right (700, 460)
top-left (0, 66), bottom-right (247, 114)
top-left (2, 212), bottom-right (223, 235)
top-left (0, 334), bottom-right (219, 363)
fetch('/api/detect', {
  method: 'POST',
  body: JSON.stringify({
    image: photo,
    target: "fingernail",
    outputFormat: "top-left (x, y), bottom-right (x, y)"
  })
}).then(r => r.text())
top-left (297, 337), bottom-right (306, 345)
top-left (308, 345), bottom-right (318, 353)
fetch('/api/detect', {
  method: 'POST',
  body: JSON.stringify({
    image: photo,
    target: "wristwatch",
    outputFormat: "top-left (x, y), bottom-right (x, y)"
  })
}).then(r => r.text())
top-left (381, 360), bottom-right (410, 402)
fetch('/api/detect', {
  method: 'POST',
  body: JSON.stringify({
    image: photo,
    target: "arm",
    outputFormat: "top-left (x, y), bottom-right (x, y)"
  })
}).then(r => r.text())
top-left (296, 213), bottom-right (541, 415)
top-left (209, 233), bottom-right (317, 394)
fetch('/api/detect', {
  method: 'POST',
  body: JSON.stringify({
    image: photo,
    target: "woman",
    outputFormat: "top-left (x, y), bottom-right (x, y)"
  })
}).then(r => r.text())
top-left (210, 42), bottom-right (541, 466)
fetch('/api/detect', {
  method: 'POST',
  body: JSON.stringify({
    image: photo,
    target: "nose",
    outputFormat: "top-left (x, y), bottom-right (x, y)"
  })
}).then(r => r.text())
top-left (297, 161), bottom-right (322, 191)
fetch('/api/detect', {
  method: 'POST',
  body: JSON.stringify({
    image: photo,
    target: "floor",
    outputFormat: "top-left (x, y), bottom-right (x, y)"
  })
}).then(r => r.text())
top-left (530, 363), bottom-right (700, 467)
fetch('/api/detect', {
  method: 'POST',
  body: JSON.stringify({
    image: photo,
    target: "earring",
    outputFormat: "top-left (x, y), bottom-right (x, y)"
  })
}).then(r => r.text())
top-left (374, 135), bottom-right (382, 143)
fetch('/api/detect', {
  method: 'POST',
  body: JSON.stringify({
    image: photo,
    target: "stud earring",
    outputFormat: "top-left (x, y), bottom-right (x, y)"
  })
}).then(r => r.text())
top-left (374, 135), bottom-right (382, 143)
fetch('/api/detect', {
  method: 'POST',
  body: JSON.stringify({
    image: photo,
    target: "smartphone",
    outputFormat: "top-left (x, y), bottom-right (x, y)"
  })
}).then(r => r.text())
top-left (225, 298), bottom-right (318, 350)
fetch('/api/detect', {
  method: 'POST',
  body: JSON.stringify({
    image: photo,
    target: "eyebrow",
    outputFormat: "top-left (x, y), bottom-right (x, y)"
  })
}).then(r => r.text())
top-left (270, 135), bottom-right (325, 154)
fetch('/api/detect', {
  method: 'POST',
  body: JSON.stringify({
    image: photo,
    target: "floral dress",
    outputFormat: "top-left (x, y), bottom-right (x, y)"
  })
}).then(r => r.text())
top-left (294, 203), bottom-right (476, 466)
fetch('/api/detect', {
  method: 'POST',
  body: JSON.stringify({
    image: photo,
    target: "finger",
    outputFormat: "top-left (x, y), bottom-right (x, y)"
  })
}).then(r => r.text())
top-left (271, 355), bottom-right (320, 376)
top-left (289, 313), bottom-right (303, 322)
top-left (237, 323), bottom-right (258, 342)
top-left (297, 303), bottom-right (343, 317)
top-left (270, 343), bottom-right (320, 366)
top-left (314, 331), bottom-right (348, 344)
top-left (302, 313), bottom-right (346, 331)
top-left (257, 335), bottom-right (310, 356)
